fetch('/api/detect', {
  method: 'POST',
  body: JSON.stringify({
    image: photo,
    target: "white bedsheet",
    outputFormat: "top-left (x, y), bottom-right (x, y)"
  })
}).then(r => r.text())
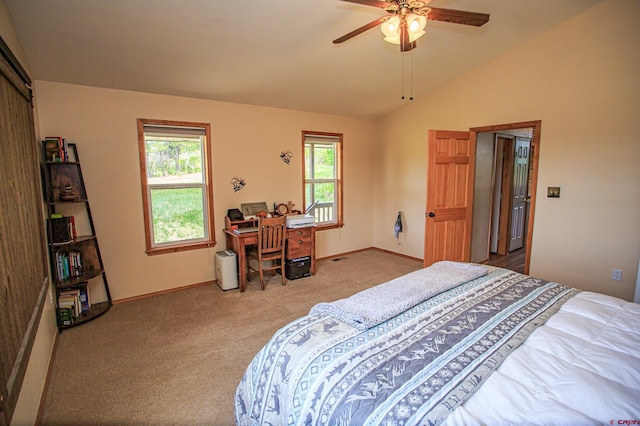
top-left (446, 291), bottom-right (640, 425)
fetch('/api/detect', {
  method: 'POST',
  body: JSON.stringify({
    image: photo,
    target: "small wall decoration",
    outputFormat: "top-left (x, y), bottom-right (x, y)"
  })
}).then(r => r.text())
top-left (394, 211), bottom-right (403, 240)
top-left (280, 149), bottom-right (293, 165)
top-left (231, 176), bottom-right (246, 192)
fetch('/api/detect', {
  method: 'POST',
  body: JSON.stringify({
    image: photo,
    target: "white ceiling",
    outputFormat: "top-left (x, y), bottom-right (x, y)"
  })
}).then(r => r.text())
top-left (6, 0), bottom-right (601, 120)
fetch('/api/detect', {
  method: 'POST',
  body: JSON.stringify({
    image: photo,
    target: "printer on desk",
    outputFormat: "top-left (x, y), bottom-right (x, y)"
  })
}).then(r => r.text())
top-left (285, 214), bottom-right (314, 228)
top-left (226, 202), bottom-right (314, 229)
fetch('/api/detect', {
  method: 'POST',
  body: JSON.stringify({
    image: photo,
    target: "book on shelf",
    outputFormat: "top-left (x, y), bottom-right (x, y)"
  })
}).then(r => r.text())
top-left (59, 286), bottom-right (91, 314)
top-left (43, 138), bottom-right (61, 162)
top-left (58, 290), bottom-right (81, 317)
top-left (56, 281), bottom-right (92, 326)
top-left (78, 286), bottom-right (91, 312)
top-left (59, 286), bottom-right (91, 312)
top-left (44, 136), bottom-right (68, 162)
top-left (58, 300), bottom-right (78, 318)
top-left (49, 216), bottom-right (73, 243)
top-left (54, 251), bottom-right (83, 281)
top-left (56, 306), bottom-right (75, 326)
top-left (69, 216), bottom-right (77, 239)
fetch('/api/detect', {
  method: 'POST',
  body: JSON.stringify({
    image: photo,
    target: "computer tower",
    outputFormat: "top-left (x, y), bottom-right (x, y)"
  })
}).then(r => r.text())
top-left (216, 250), bottom-right (238, 290)
top-left (285, 256), bottom-right (311, 280)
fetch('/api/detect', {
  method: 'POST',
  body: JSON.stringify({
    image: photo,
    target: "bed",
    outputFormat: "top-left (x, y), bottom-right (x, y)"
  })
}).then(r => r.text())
top-left (235, 262), bottom-right (640, 425)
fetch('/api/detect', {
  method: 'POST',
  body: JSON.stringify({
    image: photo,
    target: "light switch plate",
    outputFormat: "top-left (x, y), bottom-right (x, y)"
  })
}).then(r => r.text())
top-left (547, 187), bottom-right (560, 198)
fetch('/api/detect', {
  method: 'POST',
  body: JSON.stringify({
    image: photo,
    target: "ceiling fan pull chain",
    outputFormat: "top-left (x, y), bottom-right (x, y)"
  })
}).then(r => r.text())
top-left (401, 53), bottom-right (406, 100)
top-left (409, 50), bottom-right (414, 101)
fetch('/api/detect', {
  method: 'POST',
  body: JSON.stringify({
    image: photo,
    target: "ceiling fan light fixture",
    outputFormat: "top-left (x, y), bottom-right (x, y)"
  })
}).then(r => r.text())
top-left (381, 13), bottom-right (427, 45)
top-left (381, 15), bottom-right (402, 43)
top-left (333, 0), bottom-right (489, 51)
top-left (407, 14), bottom-right (427, 37)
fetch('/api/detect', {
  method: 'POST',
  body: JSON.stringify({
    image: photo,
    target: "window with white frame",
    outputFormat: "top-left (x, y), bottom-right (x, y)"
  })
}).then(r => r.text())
top-left (303, 131), bottom-right (343, 228)
top-left (137, 119), bottom-right (215, 254)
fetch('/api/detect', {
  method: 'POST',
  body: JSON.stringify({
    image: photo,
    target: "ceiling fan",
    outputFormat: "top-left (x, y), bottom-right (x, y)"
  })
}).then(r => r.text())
top-left (333, 0), bottom-right (490, 52)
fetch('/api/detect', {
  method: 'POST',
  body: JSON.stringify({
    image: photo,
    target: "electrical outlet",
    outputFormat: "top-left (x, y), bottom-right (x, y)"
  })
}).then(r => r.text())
top-left (612, 269), bottom-right (623, 281)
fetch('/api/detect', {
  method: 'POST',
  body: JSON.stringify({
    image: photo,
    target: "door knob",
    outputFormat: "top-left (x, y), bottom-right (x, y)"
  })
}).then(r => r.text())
top-left (427, 212), bottom-right (435, 217)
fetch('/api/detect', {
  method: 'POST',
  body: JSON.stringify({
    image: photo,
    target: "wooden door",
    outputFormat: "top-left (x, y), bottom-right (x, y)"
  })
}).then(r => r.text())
top-left (497, 136), bottom-right (514, 256)
top-left (509, 137), bottom-right (531, 251)
top-left (424, 130), bottom-right (475, 267)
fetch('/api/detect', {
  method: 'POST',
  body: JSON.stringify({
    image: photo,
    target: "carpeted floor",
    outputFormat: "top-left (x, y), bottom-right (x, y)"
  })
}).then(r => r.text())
top-left (40, 249), bottom-right (421, 425)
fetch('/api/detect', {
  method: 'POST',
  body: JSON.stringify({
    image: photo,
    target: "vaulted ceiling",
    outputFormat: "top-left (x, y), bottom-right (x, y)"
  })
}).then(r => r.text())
top-left (6, 0), bottom-right (601, 119)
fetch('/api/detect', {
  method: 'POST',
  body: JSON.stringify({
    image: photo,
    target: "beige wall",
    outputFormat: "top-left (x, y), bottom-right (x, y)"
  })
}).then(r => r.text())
top-left (374, 0), bottom-right (640, 300)
top-left (0, 0), bottom-right (27, 68)
top-left (33, 82), bottom-right (377, 300)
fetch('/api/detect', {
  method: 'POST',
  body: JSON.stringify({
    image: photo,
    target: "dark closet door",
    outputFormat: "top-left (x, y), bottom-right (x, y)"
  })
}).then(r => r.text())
top-left (0, 38), bottom-right (48, 426)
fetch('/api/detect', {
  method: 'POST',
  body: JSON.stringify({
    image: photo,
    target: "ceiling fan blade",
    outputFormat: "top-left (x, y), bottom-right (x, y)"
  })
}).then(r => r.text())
top-left (333, 16), bottom-right (389, 44)
top-left (338, 0), bottom-right (395, 9)
top-left (426, 7), bottom-right (490, 27)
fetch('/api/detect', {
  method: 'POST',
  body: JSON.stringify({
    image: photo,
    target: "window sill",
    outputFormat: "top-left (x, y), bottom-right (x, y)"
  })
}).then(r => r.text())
top-left (315, 222), bottom-right (344, 231)
top-left (146, 240), bottom-right (217, 256)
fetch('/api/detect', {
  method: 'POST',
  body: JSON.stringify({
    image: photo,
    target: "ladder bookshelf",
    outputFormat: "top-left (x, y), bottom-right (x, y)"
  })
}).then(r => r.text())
top-left (41, 139), bottom-right (112, 330)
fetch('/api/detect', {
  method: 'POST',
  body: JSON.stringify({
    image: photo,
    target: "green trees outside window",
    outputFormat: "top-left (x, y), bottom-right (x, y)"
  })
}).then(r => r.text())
top-left (137, 119), bottom-right (215, 254)
top-left (303, 132), bottom-right (343, 227)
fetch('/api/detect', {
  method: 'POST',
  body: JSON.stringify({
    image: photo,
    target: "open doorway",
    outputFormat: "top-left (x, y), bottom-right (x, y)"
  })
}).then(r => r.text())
top-left (469, 121), bottom-right (541, 275)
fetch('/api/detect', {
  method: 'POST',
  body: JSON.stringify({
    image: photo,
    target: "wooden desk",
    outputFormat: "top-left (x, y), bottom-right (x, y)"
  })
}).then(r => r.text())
top-left (224, 225), bottom-right (316, 292)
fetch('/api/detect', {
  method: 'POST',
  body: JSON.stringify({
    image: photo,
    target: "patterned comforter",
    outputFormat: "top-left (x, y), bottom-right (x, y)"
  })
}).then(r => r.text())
top-left (235, 267), bottom-right (579, 426)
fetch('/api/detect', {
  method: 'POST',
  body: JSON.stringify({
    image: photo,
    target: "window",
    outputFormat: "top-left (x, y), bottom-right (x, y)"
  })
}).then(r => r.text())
top-left (137, 119), bottom-right (215, 254)
top-left (303, 131), bottom-right (343, 228)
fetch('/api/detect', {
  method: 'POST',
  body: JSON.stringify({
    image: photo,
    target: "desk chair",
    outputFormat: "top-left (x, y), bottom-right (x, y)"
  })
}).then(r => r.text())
top-left (247, 216), bottom-right (286, 290)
